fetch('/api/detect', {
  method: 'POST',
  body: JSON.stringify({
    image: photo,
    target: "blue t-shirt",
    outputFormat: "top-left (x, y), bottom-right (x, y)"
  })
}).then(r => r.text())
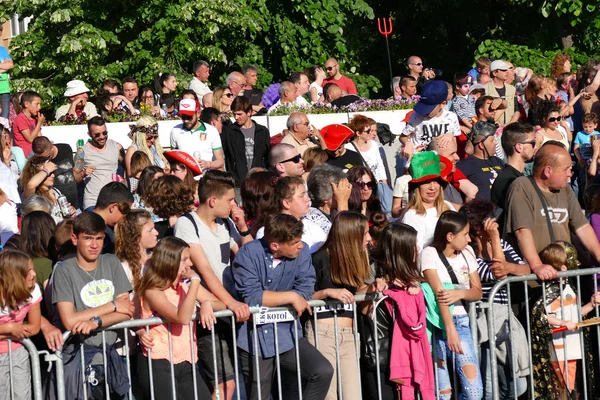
top-left (574, 130), bottom-right (599, 160)
top-left (0, 46), bottom-right (11, 94)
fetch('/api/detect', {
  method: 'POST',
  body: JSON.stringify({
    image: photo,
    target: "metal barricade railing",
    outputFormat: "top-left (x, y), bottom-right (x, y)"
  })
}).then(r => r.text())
top-left (0, 337), bottom-right (44, 400)
top-left (11, 274), bottom-right (600, 400)
top-left (485, 267), bottom-right (600, 400)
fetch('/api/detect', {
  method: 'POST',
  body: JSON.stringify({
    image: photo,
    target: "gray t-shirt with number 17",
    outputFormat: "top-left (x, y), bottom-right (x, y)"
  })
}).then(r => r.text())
top-left (52, 254), bottom-right (132, 347)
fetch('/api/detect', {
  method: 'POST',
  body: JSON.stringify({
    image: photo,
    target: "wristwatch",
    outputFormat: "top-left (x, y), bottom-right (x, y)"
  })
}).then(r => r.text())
top-left (90, 316), bottom-right (102, 329)
top-left (239, 228), bottom-right (252, 237)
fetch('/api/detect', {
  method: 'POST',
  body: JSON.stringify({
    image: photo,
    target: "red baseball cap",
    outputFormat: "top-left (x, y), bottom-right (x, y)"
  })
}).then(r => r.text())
top-left (178, 98), bottom-right (200, 116)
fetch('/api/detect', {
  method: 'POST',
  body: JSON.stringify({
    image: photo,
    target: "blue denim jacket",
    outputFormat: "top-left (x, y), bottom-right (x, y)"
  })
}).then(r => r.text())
top-left (229, 238), bottom-right (315, 358)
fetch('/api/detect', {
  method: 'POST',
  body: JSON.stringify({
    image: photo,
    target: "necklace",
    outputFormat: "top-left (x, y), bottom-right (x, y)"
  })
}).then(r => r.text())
top-left (80, 259), bottom-right (101, 281)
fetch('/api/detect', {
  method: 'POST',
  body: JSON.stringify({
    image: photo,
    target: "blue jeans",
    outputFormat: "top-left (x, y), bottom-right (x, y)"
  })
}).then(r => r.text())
top-left (434, 314), bottom-right (483, 400)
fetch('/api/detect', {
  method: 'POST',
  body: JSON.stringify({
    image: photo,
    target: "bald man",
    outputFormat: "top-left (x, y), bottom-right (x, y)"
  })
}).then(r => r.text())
top-left (226, 71), bottom-right (246, 96)
top-left (269, 143), bottom-right (305, 177)
top-left (323, 57), bottom-right (357, 95)
top-left (505, 141), bottom-right (600, 280)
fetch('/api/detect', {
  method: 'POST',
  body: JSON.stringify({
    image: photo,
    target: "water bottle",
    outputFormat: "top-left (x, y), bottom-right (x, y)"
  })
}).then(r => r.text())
top-left (161, 103), bottom-right (168, 116)
top-left (76, 139), bottom-right (85, 151)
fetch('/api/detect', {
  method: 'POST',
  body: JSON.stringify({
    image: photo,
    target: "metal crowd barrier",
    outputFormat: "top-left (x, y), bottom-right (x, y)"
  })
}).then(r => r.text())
top-left (5, 270), bottom-right (600, 400)
top-left (1, 338), bottom-right (44, 400)
top-left (484, 267), bottom-right (600, 400)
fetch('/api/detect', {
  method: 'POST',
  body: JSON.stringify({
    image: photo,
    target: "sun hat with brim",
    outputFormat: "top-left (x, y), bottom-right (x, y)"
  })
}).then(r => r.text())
top-left (409, 151), bottom-right (451, 184)
top-left (320, 124), bottom-right (354, 151)
top-left (164, 150), bottom-right (202, 176)
top-left (64, 80), bottom-right (90, 97)
top-left (413, 81), bottom-right (449, 115)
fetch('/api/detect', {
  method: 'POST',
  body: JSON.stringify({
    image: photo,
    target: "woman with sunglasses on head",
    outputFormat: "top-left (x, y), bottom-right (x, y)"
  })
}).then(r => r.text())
top-left (536, 104), bottom-right (572, 150)
top-left (125, 116), bottom-right (169, 176)
top-left (347, 166), bottom-right (382, 219)
top-left (21, 155), bottom-right (76, 223)
top-left (345, 115), bottom-right (388, 186)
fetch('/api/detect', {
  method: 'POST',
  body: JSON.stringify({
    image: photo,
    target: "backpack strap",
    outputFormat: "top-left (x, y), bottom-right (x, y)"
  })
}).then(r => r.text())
top-left (436, 249), bottom-right (469, 310)
top-left (182, 212), bottom-right (200, 239)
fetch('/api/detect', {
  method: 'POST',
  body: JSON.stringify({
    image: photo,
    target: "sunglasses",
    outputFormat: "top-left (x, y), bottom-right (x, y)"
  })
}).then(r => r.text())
top-left (280, 154), bottom-right (302, 164)
top-left (180, 114), bottom-right (194, 121)
top-left (92, 131), bottom-right (108, 138)
top-left (411, 62), bottom-right (423, 66)
top-left (146, 134), bottom-right (158, 140)
top-left (354, 181), bottom-right (376, 189)
top-left (223, 93), bottom-right (234, 98)
top-left (548, 116), bottom-right (563, 122)
top-left (325, 65), bottom-right (337, 71)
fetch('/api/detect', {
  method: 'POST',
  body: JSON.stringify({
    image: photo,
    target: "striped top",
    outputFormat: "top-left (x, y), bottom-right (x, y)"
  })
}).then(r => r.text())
top-left (476, 240), bottom-right (524, 305)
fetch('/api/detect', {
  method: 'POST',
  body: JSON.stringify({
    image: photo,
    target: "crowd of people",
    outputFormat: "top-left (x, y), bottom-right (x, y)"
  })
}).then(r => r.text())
top-left (2, 44), bottom-right (600, 400)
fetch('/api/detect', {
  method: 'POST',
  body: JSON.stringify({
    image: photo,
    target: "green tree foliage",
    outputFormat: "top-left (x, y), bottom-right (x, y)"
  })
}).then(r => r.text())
top-left (8, 0), bottom-right (380, 111)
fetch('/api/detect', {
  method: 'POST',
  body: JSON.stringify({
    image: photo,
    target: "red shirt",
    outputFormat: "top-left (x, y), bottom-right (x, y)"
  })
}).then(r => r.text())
top-left (12, 112), bottom-right (37, 156)
top-left (324, 75), bottom-right (357, 95)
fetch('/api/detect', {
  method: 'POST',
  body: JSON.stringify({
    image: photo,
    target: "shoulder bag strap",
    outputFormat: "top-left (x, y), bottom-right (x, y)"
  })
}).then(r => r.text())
top-left (527, 176), bottom-right (555, 242)
top-left (350, 141), bottom-right (369, 169)
top-left (436, 249), bottom-right (469, 310)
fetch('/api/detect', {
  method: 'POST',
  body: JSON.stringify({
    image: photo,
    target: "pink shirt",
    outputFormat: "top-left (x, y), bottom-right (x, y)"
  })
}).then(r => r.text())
top-left (324, 75), bottom-right (357, 95)
top-left (140, 282), bottom-right (197, 364)
top-left (12, 113), bottom-right (37, 156)
top-left (0, 284), bottom-right (42, 353)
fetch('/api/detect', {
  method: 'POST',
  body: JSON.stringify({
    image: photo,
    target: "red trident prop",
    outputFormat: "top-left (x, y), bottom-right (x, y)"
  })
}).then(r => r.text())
top-left (377, 17), bottom-right (394, 95)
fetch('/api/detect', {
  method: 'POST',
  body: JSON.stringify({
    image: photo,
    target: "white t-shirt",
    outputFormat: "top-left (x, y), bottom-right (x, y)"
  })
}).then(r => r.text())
top-left (267, 96), bottom-right (310, 114)
top-left (403, 109), bottom-right (461, 149)
top-left (170, 122), bottom-right (222, 162)
top-left (256, 218), bottom-right (327, 254)
top-left (401, 201), bottom-right (456, 250)
top-left (173, 212), bottom-right (239, 282)
top-left (548, 284), bottom-right (582, 361)
top-left (392, 175), bottom-right (412, 210)
top-left (0, 200), bottom-right (18, 245)
top-left (420, 245), bottom-right (478, 315)
top-left (309, 82), bottom-right (323, 102)
top-left (188, 77), bottom-right (211, 102)
top-left (344, 140), bottom-right (387, 182)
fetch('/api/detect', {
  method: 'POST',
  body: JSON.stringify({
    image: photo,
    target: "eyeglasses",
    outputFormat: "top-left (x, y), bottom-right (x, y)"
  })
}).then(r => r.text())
top-left (223, 93), bottom-right (234, 98)
top-left (354, 181), bottom-right (376, 189)
top-left (92, 130), bottom-right (108, 138)
top-left (518, 140), bottom-right (536, 147)
top-left (141, 95), bottom-right (154, 100)
top-left (548, 116), bottom-right (563, 122)
top-left (280, 154), bottom-right (302, 164)
top-left (410, 62), bottom-right (423, 66)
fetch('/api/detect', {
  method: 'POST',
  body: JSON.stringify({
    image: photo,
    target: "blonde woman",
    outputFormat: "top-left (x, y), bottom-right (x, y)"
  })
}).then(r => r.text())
top-left (400, 152), bottom-right (454, 251)
top-left (125, 116), bottom-right (169, 175)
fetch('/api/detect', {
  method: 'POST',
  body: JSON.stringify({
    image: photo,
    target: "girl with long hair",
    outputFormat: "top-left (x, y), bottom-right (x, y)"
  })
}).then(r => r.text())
top-left (131, 165), bottom-right (164, 219)
top-left (536, 104), bottom-right (572, 150)
top-left (240, 170), bottom-right (278, 235)
top-left (0, 250), bottom-right (42, 400)
top-left (125, 116), bottom-right (169, 175)
top-left (136, 237), bottom-right (224, 399)
top-left (375, 222), bottom-right (434, 399)
top-left (421, 211), bottom-right (483, 400)
top-left (347, 166), bottom-right (382, 218)
top-left (153, 73), bottom-right (177, 104)
top-left (21, 155), bottom-right (76, 223)
top-left (115, 210), bottom-right (158, 291)
top-left (309, 211), bottom-right (373, 400)
top-left (19, 211), bottom-right (56, 290)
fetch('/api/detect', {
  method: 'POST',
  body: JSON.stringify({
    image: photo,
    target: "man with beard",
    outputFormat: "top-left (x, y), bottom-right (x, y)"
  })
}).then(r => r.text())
top-left (323, 58), bottom-right (357, 95)
top-left (170, 99), bottom-right (223, 171)
top-left (73, 116), bottom-right (122, 210)
top-left (491, 122), bottom-right (537, 209)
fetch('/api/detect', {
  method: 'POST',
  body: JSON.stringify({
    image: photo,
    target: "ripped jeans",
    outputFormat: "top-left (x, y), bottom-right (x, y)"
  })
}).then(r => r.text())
top-left (434, 314), bottom-right (483, 400)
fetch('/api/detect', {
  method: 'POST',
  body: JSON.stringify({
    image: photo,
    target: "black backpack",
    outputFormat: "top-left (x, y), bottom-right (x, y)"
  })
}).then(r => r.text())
top-left (377, 123), bottom-right (395, 146)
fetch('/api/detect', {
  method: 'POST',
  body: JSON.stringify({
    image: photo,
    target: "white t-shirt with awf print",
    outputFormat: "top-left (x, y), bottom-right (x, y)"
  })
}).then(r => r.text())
top-left (403, 109), bottom-right (461, 149)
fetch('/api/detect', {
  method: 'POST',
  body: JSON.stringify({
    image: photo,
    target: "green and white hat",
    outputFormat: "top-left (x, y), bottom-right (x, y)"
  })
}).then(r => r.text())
top-left (409, 151), bottom-right (451, 183)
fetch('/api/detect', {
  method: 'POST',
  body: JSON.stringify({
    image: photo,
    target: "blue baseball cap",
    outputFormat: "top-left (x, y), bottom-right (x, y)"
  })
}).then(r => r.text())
top-left (414, 80), bottom-right (448, 115)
